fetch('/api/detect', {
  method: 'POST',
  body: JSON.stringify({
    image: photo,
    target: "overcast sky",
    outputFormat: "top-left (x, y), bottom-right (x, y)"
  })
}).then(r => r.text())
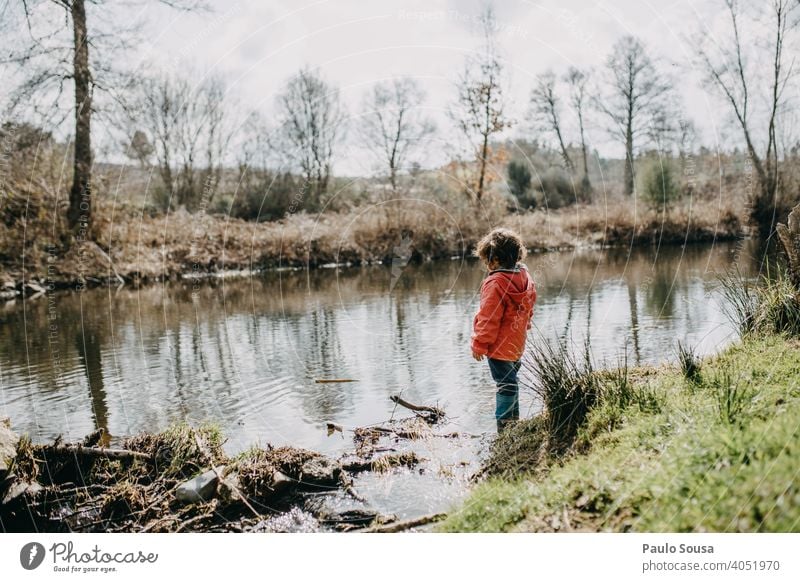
top-left (3, 0), bottom-right (772, 174)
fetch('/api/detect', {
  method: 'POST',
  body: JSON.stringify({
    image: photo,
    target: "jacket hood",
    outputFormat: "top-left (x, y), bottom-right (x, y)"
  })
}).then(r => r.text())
top-left (486, 264), bottom-right (535, 306)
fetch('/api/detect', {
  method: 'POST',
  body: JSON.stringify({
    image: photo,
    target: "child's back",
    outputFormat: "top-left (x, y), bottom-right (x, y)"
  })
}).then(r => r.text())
top-left (471, 264), bottom-right (536, 361)
top-left (470, 228), bottom-right (537, 432)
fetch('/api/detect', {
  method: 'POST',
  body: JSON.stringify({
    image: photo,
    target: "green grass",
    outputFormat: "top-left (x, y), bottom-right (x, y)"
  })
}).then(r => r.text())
top-left (441, 335), bottom-right (800, 532)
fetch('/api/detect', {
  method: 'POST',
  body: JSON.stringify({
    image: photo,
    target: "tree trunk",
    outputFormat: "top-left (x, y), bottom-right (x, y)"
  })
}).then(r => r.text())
top-left (624, 120), bottom-right (634, 196)
top-left (554, 125), bottom-right (574, 174)
top-left (67, 0), bottom-right (92, 236)
top-left (578, 110), bottom-right (591, 202)
top-left (752, 176), bottom-right (779, 241)
top-left (476, 133), bottom-right (489, 202)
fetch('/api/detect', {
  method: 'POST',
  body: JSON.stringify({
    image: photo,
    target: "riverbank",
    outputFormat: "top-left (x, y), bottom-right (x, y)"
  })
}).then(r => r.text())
top-left (0, 397), bottom-right (452, 532)
top-left (440, 334), bottom-right (800, 532)
top-left (1, 196), bottom-right (743, 294)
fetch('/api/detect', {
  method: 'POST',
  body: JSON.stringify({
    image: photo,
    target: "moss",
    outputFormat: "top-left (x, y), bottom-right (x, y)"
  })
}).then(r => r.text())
top-left (442, 335), bottom-right (800, 532)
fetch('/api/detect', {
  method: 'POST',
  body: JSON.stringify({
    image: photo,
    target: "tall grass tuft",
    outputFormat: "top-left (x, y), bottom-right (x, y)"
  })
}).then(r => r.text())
top-left (676, 340), bottom-right (702, 385)
top-left (708, 367), bottom-right (753, 425)
top-left (606, 349), bottom-right (634, 409)
top-left (718, 266), bottom-right (759, 336)
top-left (523, 338), bottom-right (598, 453)
top-left (754, 270), bottom-right (800, 335)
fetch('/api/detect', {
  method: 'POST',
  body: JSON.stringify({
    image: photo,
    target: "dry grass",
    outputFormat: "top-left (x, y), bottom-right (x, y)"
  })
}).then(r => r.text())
top-left (2, 182), bottom-right (745, 289)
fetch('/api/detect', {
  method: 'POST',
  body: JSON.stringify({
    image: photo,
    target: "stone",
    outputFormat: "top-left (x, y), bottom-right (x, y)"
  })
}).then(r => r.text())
top-left (175, 466), bottom-right (224, 504)
top-left (1, 478), bottom-right (42, 506)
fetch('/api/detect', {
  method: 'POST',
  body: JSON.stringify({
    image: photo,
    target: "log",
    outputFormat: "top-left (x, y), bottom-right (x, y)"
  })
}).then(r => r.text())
top-left (390, 395), bottom-right (444, 420)
top-left (41, 444), bottom-right (151, 462)
top-left (360, 512), bottom-right (446, 533)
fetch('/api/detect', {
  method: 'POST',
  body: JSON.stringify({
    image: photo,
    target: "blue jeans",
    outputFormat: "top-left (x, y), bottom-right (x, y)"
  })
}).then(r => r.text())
top-left (487, 358), bottom-right (520, 429)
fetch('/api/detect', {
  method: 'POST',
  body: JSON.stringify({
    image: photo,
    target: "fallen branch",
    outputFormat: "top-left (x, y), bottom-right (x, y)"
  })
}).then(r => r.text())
top-left (41, 444), bottom-right (151, 462)
top-left (315, 379), bottom-right (357, 384)
top-left (390, 395), bottom-right (444, 421)
top-left (361, 512), bottom-right (446, 533)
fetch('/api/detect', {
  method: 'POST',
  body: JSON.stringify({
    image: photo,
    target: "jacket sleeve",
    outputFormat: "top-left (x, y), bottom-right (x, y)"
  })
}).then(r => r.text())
top-left (471, 279), bottom-right (504, 355)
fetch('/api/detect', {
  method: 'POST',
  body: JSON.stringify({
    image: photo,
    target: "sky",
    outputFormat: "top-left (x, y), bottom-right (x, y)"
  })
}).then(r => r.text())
top-left (2, 0), bottom-right (778, 175)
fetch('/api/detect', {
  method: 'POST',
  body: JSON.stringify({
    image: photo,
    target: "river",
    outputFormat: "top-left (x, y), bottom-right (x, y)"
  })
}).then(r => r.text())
top-left (0, 239), bottom-right (761, 523)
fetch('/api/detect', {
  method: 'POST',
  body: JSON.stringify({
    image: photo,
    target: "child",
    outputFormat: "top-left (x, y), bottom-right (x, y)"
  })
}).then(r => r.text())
top-left (471, 228), bottom-right (537, 432)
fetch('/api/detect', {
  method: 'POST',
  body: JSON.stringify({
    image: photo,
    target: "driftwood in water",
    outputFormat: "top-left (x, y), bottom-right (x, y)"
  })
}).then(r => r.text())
top-left (390, 395), bottom-right (445, 422)
top-left (318, 508), bottom-right (396, 532)
top-left (361, 512), bottom-right (446, 533)
top-left (315, 378), bottom-right (357, 383)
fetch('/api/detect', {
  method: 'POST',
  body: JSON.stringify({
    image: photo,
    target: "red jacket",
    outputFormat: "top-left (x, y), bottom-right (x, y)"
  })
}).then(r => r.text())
top-left (471, 264), bottom-right (537, 361)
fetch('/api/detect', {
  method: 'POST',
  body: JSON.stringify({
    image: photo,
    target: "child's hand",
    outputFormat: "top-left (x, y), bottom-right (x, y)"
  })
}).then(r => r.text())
top-left (472, 350), bottom-right (484, 361)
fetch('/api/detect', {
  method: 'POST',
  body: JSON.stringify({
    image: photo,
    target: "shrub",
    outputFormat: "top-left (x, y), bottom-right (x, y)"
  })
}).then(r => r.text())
top-left (534, 167), bottom-right (578, 209)
top-left (229, 170), bottom-right (300, 221)
top-left (639, 158), bottom-right (681, 210)
top-left (507, 160), bottom-right (533, 208)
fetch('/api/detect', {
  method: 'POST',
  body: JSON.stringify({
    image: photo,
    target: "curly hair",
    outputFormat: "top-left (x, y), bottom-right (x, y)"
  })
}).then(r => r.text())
top-left (474, 228), bottom-right (527, 269)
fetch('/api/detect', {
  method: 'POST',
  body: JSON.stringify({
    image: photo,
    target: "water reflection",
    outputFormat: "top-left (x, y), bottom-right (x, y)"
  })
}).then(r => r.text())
top-left (0, 240), bottom-right (762, 455)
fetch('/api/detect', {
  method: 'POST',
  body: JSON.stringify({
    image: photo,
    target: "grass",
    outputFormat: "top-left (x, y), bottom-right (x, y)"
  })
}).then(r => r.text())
top-left (123, 421), bottom-right (225, 479)
top-left (521, 338), bottom-right (598, 454)
top-left (440, 335), bottom-right (800, 532)
top-left (719, 264), bottom-right (800, 337)
top-left (676, 340), bottom-right (702, 385)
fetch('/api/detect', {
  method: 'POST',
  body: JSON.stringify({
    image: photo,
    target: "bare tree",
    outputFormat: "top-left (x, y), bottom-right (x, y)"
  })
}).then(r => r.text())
top-left (565, 67), bottom-right (593, 196)
top-left (4, 0), bottom-right (204, 237)
top-left (128, 71), bottom-right (234, 210)
top-left (530, 71), bottom-right (574, 173)
top-left (451, 5), bottom-right (512, 202)
top-left (698, 0), bottom-right (799, 238)
top-left (360, 78), bottom-right (434, 194)
top-left (275, 67), bottom-right (345, 211)
top-left (597, 36), bottom-right (672, 196)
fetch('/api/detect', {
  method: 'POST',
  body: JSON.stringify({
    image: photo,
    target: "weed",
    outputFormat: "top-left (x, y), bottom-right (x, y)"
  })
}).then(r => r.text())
top-left (708, 367), bottom-right (754, 425)
top-left (676, 340), bottom-right (702, 385)
top-left (523, 338), bottom-right (598, 454)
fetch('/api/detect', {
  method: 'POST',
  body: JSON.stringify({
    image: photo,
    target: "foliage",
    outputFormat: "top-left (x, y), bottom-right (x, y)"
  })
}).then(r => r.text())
top-left (507, 160), bottom-right (533, 207)
top-left (639, 158), bottom-right (681, 209)
top-left (534, 167), bottom-right (577, 209)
